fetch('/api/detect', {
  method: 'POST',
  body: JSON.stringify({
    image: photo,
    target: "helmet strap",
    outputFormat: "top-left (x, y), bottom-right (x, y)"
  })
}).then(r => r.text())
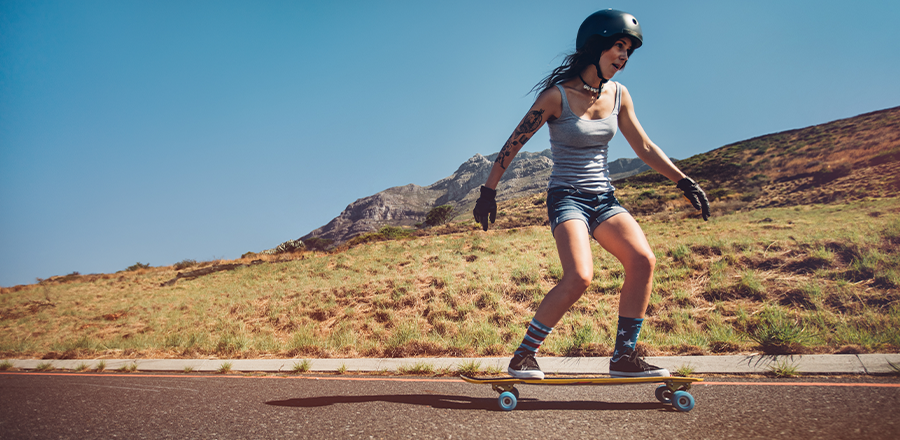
top-left (591, 61), bottom-right (609, 94)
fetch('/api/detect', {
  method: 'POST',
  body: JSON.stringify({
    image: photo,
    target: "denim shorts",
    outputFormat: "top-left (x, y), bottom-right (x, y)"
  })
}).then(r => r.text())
top-left (546, 186), bottom-right (629, 236)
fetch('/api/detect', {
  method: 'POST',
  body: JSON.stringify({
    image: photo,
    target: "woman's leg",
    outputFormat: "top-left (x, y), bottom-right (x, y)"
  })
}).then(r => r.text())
top-left (533, 219), bottom-right (596, 327)
top-left (591, 213), bottom-right (655, 318)
top-left (592, 213), bottom-right (668, 377)
top-left (508, 219), bottom-right (595, 378)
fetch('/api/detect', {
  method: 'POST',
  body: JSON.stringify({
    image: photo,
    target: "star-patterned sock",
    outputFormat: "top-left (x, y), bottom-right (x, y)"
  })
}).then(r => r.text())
top-left (513, 318), bottom-right (553, 357)
top-left (611, 316), bottom-right (643, 362)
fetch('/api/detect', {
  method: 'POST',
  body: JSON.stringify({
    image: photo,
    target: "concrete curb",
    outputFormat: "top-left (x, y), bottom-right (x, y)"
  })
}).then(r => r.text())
top-left (4, 354), bottom-right (899, 375)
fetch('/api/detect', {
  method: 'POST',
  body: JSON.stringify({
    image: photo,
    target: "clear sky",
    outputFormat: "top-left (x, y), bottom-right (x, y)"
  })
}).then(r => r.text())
top-left (2, 0), bottom-right (899, 287)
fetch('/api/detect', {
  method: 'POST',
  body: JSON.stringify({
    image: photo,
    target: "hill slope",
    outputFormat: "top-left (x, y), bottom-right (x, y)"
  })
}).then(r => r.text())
top-left (300, 106), bottom-right (900, 247)
top-left (618, 106), bottom-right (900, 216)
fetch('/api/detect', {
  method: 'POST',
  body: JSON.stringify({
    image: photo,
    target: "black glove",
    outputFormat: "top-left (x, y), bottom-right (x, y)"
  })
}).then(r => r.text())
top-left (676, 178), bottom-right (710, 221)
top-left (472, 186), bottom-right (497, 231)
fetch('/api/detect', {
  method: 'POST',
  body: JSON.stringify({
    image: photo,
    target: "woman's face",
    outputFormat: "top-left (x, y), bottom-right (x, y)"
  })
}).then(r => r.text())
top-left (597, 37), bottom-right (633, 79)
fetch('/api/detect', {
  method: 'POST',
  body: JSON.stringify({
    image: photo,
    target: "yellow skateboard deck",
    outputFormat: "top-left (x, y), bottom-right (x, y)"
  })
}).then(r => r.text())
top-left (460, 375), bottom-right (702, 412)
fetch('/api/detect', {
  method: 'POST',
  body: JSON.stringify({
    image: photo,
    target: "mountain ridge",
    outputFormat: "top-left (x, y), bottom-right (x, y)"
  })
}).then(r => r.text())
top-left (300, 151), bottom-right (650, 244)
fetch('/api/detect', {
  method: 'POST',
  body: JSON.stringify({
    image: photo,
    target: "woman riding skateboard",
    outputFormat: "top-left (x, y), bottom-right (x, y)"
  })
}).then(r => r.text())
top-left (473, 9), bottom-right (711, 379)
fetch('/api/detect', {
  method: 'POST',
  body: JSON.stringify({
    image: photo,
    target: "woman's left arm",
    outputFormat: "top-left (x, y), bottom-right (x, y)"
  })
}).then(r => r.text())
top-left (617, 84), bottom-right (686, 182)
top-left (618, 84), bottom-right (711, 220)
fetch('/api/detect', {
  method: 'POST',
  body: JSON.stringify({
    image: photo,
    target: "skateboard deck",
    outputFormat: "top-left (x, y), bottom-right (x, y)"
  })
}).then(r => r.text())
top-left (460, 375), bottom-right (702, 412)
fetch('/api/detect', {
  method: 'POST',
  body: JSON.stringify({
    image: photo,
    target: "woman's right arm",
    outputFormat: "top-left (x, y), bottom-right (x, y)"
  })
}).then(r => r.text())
top-left (474, 87), bottom-right (561, 230)
top-left (483, 88), bottom-right (561, 189)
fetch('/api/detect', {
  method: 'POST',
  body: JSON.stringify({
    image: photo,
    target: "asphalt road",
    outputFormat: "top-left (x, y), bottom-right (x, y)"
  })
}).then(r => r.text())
top-left (1, 372), bottom-right (898, 439)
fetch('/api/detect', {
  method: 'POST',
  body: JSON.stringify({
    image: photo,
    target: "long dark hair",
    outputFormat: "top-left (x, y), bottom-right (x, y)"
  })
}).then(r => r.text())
top-left (531, 35), bottom-right (636, 95)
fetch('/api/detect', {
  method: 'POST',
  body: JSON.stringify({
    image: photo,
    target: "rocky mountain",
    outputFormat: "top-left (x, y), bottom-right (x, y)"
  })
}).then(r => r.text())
top-left (301, 150), bottom-right (651, 244)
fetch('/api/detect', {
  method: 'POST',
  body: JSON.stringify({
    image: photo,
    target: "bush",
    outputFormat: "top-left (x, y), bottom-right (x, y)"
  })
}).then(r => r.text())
top-left (126, 262), bottom-right (150, 272)
top-left (173, 259), bottom-right (198, 270)
top-left (303, 237), bottom-right (334, 252)
top-left (748, 308), bottom-right (810, 354)
top-left (424, 205), bottom-right (454, 227)
top-left (378, 225), bottom-right (411, 239)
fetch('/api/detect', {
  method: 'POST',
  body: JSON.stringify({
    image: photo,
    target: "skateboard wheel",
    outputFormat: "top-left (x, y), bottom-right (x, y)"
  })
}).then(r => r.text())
top-left (671, 391), bottom-right (695, 412)
top-left (498, 391), bottom-right (518, 411)
top-left (655, 385), bottom-right (672, 403)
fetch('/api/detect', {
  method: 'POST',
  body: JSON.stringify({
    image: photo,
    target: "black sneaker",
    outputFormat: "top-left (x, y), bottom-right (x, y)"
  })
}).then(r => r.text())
top-left (609, 350), bottom-right (670, 378)
top-left (508, 353), bottom-right (545, 379)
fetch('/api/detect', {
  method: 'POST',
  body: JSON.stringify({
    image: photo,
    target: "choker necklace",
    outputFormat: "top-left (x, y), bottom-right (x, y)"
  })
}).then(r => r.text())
top-left (579, 74), bottom-right (601, 95)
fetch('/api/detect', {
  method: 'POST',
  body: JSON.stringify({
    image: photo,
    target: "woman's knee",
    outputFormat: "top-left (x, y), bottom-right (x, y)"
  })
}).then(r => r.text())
top-left (562, 270), bottom-right (593, 293)
top-left (625, 250), bottom-right (656, 274)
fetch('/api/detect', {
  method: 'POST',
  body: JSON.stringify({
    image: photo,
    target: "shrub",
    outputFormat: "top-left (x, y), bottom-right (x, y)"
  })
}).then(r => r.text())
top-left (425, 205), bottom-right (455, 227)
top-left (303, 237), bottom-right (334, 252)
top-left (748, 308), bottom-right (810, 354)
top-left (173, 259), bottom-right (198, 270)
top-left (126, 262), bottom-right (150, 271)
top-left (378, 225), bottom-right (411, 239)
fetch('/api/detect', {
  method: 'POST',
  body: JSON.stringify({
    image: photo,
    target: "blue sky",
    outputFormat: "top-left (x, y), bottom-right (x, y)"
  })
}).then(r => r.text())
top-left (1, 0), bottom-right (899, 287)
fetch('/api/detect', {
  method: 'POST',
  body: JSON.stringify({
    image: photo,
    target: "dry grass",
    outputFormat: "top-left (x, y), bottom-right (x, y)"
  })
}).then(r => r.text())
top-left (1, 197), bottom-right (898, 360)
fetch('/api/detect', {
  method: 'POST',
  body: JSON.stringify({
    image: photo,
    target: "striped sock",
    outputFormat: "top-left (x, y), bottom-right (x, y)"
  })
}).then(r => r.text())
top-left (514, 318), bottom-right (553, 357)
top-left (611, 316), bottom-right (644, 362)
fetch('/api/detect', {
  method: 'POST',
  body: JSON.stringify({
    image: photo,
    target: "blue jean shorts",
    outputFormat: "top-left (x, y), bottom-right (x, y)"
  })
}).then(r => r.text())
top-left (546, 186), bottom-right (629, 236)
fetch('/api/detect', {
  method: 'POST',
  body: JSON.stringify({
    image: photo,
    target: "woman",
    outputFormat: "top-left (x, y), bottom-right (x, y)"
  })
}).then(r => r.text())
top-left (473, 9), bottom-right (710, 379)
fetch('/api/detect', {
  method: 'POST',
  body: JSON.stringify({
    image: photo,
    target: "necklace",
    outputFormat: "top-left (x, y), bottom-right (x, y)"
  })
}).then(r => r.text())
top-left (579, 74), bottom-right (601, 95)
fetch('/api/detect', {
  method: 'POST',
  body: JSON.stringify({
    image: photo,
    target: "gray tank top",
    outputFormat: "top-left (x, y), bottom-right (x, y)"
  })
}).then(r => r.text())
top-left (547, 82), bottom-right (621, 193)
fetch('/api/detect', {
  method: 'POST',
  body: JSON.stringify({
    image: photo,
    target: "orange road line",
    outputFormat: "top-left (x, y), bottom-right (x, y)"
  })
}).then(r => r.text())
top-left (698, 381), bottom-right (900, 388)
top-left (2, 372), bottom-right (900, 387)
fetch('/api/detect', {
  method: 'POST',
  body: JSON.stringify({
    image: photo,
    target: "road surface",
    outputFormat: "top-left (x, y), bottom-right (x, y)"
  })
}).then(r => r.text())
top-left (1, 372), bottom-right (898, 439)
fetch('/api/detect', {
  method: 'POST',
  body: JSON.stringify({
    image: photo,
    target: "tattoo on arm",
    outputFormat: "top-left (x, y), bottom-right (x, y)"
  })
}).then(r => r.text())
top-left (495, 109), bottom-right (544, 170)
top-left (515, 109), bottom-right (544, 136)
top-left (496, 138), bottom-right (514, 169)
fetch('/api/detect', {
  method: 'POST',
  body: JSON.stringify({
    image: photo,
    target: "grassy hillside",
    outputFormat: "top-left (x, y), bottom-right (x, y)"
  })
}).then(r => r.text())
top-left (2, 197), bottom-right (898, 360)
top-left (619, 106), bottom-right (900, 215)
top-left (2, 107), bottom-right (898, 361)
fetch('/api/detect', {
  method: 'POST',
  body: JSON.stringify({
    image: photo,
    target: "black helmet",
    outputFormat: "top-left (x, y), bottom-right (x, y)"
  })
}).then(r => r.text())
top-left (576, 9), bottom-right (643, 51)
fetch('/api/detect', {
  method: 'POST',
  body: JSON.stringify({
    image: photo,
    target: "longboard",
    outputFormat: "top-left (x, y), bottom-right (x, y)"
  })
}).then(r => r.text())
top-left (460, 375), bottom-right (702, 412)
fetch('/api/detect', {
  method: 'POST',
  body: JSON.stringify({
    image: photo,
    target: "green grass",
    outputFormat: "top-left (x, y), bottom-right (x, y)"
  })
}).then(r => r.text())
top-left (0, 360), bottom-right (13, 370)
top-left (674, 365), bottom-right (696, 377)
top-left (748, 307), bottom-right (812, 354)
top-left (35, 362), bottom-right (53, 371)
top-left (290, 359), bottom-right (311, 374)
top-left (183, 366), bottom-right (194, 373)
top-left (118, 363), bottom-right (138, 373)
top-left (74, 362), bottom-right (89, 372)
top-left (216, 362), bottom-right (232, 374)
top-left (95, 360), bottom-right (106, 372)
top-left (397, 362), bottom-right (435, 375)
top-left (1, 197), bottom-right (898, 359)
top-left (769, 359), bottom-right (800, 378)
top-left (455, 360), bottom-right (482, 376)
